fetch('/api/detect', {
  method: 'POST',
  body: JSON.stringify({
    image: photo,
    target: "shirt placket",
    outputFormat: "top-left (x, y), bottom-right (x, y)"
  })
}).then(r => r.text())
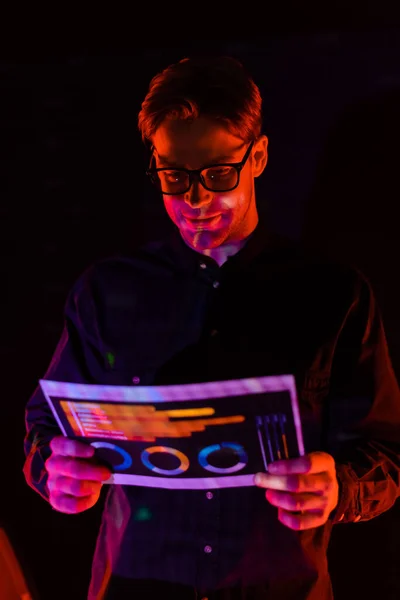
top-left (196, 259), bottom-right (222, 593)
top-left (196, 487), bottom-right (221, 593)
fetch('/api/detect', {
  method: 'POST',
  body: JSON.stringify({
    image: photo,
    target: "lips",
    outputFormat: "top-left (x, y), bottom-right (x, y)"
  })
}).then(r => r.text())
top-left (183, 214), bottom-right (222, 229)
top-left (184, 214), bottom-right (221, 221)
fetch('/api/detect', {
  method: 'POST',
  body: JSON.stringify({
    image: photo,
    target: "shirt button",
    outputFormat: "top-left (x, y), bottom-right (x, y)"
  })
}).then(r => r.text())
top-left (213, 281), bottom-right (219, 289)
top-left (200, 262), bottom-right (207, 269)
top-left (132, 376), bottom-right (140, 384)
top-left (206, 491), bottom-right (213, 500)
top-left (204, 545), bottom-right (213, 554)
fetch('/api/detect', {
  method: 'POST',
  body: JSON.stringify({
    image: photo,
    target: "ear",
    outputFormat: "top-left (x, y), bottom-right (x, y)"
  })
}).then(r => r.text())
top-left (252, 135), bottom-right (268, 178)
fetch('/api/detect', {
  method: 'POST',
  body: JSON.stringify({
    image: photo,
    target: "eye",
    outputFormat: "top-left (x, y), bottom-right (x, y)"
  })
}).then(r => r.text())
top-left (163, 170), bottom-right (186, 183)
top-left (206, 166), bottom-right (235, 180)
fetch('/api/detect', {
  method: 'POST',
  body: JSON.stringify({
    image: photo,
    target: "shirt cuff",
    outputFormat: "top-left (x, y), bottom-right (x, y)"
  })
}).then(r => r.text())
top-left (330, 462), bottom-right (361, 524)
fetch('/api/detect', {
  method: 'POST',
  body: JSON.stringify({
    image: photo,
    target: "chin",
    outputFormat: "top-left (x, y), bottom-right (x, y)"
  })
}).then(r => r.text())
top-left (184, 229), bottom-right (227, 250)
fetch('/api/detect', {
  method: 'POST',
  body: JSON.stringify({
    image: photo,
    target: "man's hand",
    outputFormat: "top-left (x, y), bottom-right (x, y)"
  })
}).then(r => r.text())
top-left (45, 436), bottom-right (112, 514)
top-left (254, 451), bottom-right (339, 531)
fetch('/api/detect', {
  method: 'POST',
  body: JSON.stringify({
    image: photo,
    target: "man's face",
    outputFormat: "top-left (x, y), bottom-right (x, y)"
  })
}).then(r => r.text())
top-left (151, 117), bottom-right (268, 251)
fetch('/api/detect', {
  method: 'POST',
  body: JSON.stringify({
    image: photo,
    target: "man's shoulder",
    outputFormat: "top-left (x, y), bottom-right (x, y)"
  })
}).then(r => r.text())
top-left (264, 240), bottom-right (373, 324)
top-left (67, 238), bottom-right (172, 302)
top-left (261, 234), bottom-right (366, 290)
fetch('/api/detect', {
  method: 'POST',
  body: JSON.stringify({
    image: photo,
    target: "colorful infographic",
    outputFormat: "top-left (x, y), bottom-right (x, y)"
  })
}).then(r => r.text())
top-left (40, 375), bottom-right (304, 490)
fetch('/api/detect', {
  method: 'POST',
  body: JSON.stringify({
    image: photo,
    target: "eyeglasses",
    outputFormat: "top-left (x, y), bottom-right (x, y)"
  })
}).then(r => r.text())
top-left (146, 140), bottom-right (255, 195)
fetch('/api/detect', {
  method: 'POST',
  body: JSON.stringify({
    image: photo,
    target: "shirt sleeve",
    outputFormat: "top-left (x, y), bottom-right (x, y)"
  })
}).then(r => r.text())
top-left (327, 271), bottom-right (400, 524)
top-left (22, 271), bottom-right (101, 502)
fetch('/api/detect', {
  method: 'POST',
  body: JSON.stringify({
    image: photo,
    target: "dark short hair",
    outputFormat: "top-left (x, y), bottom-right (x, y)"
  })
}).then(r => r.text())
top-left (138, 55), bottom-right (263, 146)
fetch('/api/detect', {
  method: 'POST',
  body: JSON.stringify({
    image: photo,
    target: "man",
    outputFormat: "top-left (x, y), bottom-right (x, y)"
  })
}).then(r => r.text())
top-left (23, 55), bottom-right (400, 600)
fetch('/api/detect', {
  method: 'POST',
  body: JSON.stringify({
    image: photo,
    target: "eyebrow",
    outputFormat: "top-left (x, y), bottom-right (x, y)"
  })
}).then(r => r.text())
top-left (155, 143), bottom-right (246, 168)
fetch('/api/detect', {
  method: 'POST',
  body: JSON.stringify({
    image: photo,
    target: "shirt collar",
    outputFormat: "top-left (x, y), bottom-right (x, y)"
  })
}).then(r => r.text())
top-left (142, 218), bottom-right (295, 275)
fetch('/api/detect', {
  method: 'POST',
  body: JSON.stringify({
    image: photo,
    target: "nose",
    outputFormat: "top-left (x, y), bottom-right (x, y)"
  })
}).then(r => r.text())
top-left (183, 179), bottom-right (212, 210)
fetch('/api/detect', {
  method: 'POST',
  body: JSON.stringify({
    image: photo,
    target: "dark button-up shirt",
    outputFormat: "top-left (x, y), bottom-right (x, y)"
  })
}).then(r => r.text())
top-left (23, 220), bottom-right (400, 600)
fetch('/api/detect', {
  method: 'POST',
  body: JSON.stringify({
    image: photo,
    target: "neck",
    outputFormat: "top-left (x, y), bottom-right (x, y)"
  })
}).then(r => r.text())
top-left (202, 218), bottom-right (259, 267)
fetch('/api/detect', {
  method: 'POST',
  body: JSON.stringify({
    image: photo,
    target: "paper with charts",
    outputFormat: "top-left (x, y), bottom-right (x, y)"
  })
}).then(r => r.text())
top-left (40, 375), bottom-right (305, 490)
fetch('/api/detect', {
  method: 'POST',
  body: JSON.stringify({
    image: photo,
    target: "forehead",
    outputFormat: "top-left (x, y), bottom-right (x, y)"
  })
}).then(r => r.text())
top-left (152, 116), bottom-right (246, 168)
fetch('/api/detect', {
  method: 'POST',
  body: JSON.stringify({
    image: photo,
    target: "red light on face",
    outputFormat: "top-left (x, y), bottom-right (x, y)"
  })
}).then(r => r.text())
top-left (184, 215), bottom-right (222, 230)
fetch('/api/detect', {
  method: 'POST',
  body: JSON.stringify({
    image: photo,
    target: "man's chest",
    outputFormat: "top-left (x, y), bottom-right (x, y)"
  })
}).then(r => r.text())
top-left (96, 270), bottom-right (337, 395)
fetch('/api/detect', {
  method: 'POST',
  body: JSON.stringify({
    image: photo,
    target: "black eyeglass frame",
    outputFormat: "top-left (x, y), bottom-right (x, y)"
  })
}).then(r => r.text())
top-left (146, 140), bottom-right (255, 195)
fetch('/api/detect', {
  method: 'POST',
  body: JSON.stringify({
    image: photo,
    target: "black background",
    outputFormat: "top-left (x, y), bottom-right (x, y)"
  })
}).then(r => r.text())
top-left (2, 9), bottom-right (400, 599)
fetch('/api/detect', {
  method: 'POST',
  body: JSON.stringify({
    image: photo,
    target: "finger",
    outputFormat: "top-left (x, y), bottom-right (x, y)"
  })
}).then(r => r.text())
top-left (50, 490), bottom-right (100, 514)
top-left (268, 451), bottom-right (335, 475)
top-left (255, 472), bottom-right (332, 494)
top-left (50, 436), bottom-right (95, 459)
top-left (278, 507), bottom-right (326, 531)
top-left (265, 489), bottom-right (329, 512)
top-left (46, 456), bottom-right (111, 481)
top-left (47, 475), bottom-right (102, 498)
